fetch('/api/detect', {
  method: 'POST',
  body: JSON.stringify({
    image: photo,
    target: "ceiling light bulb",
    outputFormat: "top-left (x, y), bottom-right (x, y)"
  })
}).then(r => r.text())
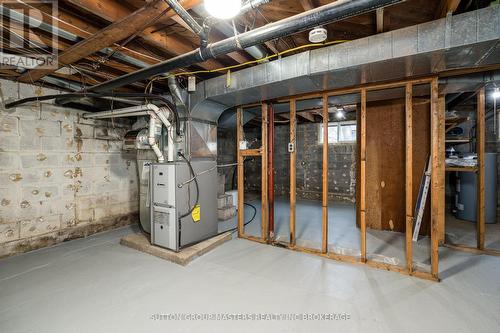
top-left (205, 0), bottom-right (242, 20)
top-left (493, 88), bottom-right (500, 99)
top-left (335, 108), bottom-right (345, 119)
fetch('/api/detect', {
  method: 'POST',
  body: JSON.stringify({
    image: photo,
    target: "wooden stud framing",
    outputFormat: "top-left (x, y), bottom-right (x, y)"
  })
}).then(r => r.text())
top-left (444, 243), bottom-right (500, 256)
top-left (437, 96), bottom-right (447, 245)
top-left (236, 107), bottom-right (245, 238)
top-left (322, 94), bottom-right (329, 254)
top-left (261, 103), bottom-right (270, 242)
top-left (360, 89), bottom-right (367, 262)
top-left (430, 78), bottom-right (444, 279)
top-left (477, 88), bottom-right (486, 250)
top-left (237, 77), bottom-right (442, 281)
top-left (405, 83), bottom-right (413, 273)
top-left (276, 77), bottom-right (435, 104)
top-left (290, 100), bottom-right (297, 247)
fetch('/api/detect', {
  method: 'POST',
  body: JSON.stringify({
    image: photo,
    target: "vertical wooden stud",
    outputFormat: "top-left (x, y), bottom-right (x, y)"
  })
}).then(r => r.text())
top-left (261, 103), bottom-right (269, 242)
top-left (237, 107), bottom-right (244, 237)
top-left (322, 94), bottom-right (329, 254)
top-left (430, 78), bottom-right (444, 279)
top-left (405, 83), bottom-right (413, 273)
top-left (290, 100), bottom-right (297, 247)
top-left (360, 89), bottom-right (367, 262)
top-left (477, 88), bottom-right (485, 250)
top-left (437, 96), bottom-right (446, 245)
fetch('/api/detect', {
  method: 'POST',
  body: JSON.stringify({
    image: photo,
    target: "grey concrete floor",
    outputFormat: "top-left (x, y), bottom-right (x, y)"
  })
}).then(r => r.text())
top-left (1, 216), bottom-right (500, 332)
top-left (446, 213), bottom-right (500, 250)
top-left (222, 199), bottom-right (434, 270)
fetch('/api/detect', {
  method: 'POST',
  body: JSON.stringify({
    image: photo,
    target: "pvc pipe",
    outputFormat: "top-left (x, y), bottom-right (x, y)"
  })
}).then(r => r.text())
top-left (83, 104), bottom-right (153, 118)
top-left (87, 111), bottom-right (150, 119)
top-left (148, 115), bottom-right (164, 163)
top-left (84, 103), bottom-right (176, 162)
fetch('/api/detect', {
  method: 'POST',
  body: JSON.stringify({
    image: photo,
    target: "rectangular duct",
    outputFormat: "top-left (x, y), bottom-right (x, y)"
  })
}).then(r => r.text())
top-left (191, 6), bottom-right (500, 121)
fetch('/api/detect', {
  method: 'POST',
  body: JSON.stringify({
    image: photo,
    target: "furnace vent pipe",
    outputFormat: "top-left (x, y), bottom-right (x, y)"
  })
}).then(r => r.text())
top-left (168, 76), bottom-right (188, 116)
top-left (149, 115), bottom-right (165, 163)
top-left (84, 103), bottom-right (175, 162)
top-left (87, 0), bottom-right (403, 92)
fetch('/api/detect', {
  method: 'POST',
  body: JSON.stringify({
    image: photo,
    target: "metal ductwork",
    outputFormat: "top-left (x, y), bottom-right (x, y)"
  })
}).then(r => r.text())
top-left (189, 6), bottom-right (500, 122)
top-left (192, 2), bottom-right (269, 60)
top-left (439, 71), bottom-right (500, 94)
top-left (165, 0), bottom-right (208, 45)
top-left (86, 0), bottom-right (404, 93)
top-left (168, 76), bottom-right (188, 118)
top-left (241, 0), bottom-right (271, 13)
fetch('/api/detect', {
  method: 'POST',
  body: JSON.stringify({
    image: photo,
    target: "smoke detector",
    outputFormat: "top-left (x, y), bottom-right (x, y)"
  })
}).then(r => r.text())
top-left (309, 27), bottom-right (327, 43)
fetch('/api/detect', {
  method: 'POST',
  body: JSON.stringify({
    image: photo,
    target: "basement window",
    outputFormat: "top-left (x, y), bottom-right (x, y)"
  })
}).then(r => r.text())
top-left (318, 121), bottom-right (356, 144)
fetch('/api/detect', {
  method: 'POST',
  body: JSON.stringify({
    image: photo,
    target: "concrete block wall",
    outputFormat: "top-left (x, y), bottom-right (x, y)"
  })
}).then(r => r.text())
top-left (0, 79), bottom-right (138, 258)
top-left (218, 122), bottom-right (356, 202)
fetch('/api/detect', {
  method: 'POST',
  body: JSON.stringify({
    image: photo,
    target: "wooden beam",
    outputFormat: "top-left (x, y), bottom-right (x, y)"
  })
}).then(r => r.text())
top-left (1, 19), bottom-right (150, 86)
top-left (477, 88), bottom-right (485, 250)
top-left (297, 111), bottom-right (315, 122)
top-left (64, 0), bottom-right (223, 70)
top-left (7, 0), bottom-right (164, 66)
top-left (435, 0), bottom-right (461, 19)
top-left (322, 94), bottom-right (328, 254)
top-left (298, 0), bottom-right (315, 11)
top-left (430, 78), bottom-right (443, 280)
top-left (18, 0), bottom-right (167, 82)
top-left (261, 103), bottom-right (269, 242)
top-left (140, 28), bottom-right (225, 69)
top-left (237, 107), bottom-right (244, 238)
top-left (376, 8), bottom-right (384, 33)
top-left (65, 0), bottom-right (201, 24)
top-left (290, 100), bottom-right (297, 247)
top-left (405, 82), bottom-right (413, 273)
top-left (360, 88), bottom-right (367, 262)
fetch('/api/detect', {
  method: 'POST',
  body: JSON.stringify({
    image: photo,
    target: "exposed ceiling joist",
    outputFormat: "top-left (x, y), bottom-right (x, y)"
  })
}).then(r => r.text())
top-left (18, 0), bottom-right (167, 83)
top-left (298, 0), bottom-right (315, 11)
top-left (435, 0), bottom-right (461, 19)
top-left (24, 1), bottom-right (163, 66)
top-left (63, 0), bottom-right (224, 70)
top-left (297, 111), bottom-right (315, 122)
top-left (376, 8), bottom-right (384, 33)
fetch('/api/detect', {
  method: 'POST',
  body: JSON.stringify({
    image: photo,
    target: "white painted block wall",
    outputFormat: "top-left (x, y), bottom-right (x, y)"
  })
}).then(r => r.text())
top-left (0, 79), bottom-right (139, 257)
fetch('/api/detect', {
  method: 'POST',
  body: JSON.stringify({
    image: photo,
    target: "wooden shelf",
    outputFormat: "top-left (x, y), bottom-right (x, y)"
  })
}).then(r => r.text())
top-left (445, 117), bottom-right (469, 133)
top-left (445, 166), bottom-right (478, 172)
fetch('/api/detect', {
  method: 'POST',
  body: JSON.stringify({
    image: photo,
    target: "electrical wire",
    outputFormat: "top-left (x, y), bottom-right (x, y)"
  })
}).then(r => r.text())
top-left (178, 152), bottom-right (200, 219)
top-left (145, 40), bottom-right (349, 86)
top-left (177, 162), bottom-right (239, 188)
top-left (218, 202), bottom-right (257, 235)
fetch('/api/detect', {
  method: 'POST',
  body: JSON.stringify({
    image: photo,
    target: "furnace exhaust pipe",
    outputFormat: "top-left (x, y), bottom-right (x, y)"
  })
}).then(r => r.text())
top-left (84, 103), bottom-right (175, 162)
